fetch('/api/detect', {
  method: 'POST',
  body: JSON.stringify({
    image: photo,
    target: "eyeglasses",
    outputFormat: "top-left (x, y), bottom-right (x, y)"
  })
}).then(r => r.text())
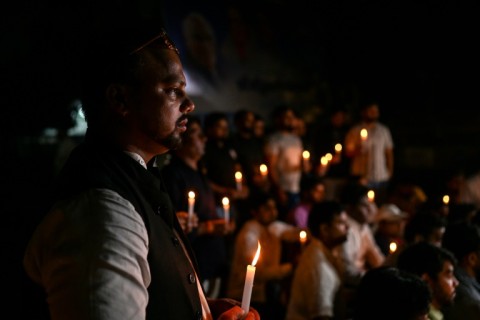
top-left (129, 29), bottom-right (179, 55)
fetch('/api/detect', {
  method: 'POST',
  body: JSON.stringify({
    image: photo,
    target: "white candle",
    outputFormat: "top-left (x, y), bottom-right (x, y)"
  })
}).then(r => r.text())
top-left (299, 230), bottom-right (307, 247)
top-left (389, 241), bottom-right (397, 254)
top-left (443, 195), bottom-right (450, 205)
top-left (188, 191), bottom-right (195, 219)
top-left (241, 242), bottom-right (261, 314)
top-left (367, 190), bottom-right (375, 203)
top-left (222, 197), bottom-right (230, 224)
top-left (302, 150), bottom-right (310, 169)
top-left (360, 128), bottom-right (368, 141)
top-left (235, 171), bottom-right (243, 191)
top-left (259, 164), bottom-right (268, 180)
top-left (335, 143), bottom-right (342, 155)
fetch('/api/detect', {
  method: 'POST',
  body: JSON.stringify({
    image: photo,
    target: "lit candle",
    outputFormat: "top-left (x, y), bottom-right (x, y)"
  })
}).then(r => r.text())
top-left (299, 230), bottom-right (307, 247)
top-left (325, 152), bottom-right (333, 162)
top-left (442, 195), bottom-right (450, 205)
top-left (302, 150), bottom-right (310, 169)
top-left (360, 128), bottom-right (368, 141)
top-left (188, 191), bottom-right (195, 219)
top-left (367, 190), bottom-right (375, 203)
top-left (319, 156), bottom-right (329, 176)
top-left (222, 197), bottom-right (230, 224)
top-left (235, 171), bottom-right (243, 191)
top-left (259, 164), bottom-right (268, 179)
top-left (389, 241), bottom-right (397, 254)
top-left (335, 143), bottom-right (342, 155)
top-left (241, 242), bottom-right (261, 315)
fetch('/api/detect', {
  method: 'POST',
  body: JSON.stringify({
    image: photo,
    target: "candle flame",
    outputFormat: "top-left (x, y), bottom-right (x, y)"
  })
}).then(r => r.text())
top-left (389, 241), bottom-right (397, 253)
top-left (259, 164), bottom-right (268, 175)
top-left (360, 128), bottom-right (368, 140)
top-left (222, 197), bottom-right (230, 206)
top-left (320, 156), bottom-right (328, 166)
top-left (302, 150), bottom-right (310, 159)
top-left (299, 230), bottom-right (307, 244)
top-left (367, 190), bottom-right (375, 202)
top-left (335, 143), bottom-right (342, 152)
top-left (188, 191), bottom-right (195, 199)
top-left (325, 153), bottom-right (333, 161)
top-left (443, 195), bottom-right (450, 205)
top-left (252, 242), bottom-right (261, 266)
top-left (235, 171), bottom-right (242, 181)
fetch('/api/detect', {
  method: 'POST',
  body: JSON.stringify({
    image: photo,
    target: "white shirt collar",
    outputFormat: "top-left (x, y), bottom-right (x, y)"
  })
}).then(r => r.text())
top-left (124, 151), bottom-right (147, 169)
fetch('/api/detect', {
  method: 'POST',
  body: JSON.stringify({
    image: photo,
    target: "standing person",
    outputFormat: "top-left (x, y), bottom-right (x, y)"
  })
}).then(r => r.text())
top-left (22, 23), bottom-right (259, 320)
top-left (397, 242), bottom-right (459, 320)
top-left (161, 115), bottom-right (231, 299)
top-left (311, 107), bottom-right (351, 201)
top-left (442, 222), bottom-right (480, 320)
top-left (264, 105), bottom-right (304, 220)
top-left (344, 101), bottom-right (394, 205)
top-left (286, 201), bottom-right (350, 320)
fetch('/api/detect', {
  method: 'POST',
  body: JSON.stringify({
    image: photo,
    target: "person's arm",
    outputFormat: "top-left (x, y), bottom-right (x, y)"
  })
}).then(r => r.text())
top-left (24, 188), bottom-right (150, 320)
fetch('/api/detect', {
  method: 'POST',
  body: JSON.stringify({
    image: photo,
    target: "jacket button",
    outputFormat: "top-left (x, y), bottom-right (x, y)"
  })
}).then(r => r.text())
top-left (171, 237), bottom-right (180, 246)
top-left (156, 206), bottom-right (162, 215)
top-left (188, 273), bottom-right (196, 284)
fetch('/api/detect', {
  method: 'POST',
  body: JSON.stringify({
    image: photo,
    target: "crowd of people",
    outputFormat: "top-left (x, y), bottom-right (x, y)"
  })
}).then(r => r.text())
top-left (21, 20), bottom-right (480, 320)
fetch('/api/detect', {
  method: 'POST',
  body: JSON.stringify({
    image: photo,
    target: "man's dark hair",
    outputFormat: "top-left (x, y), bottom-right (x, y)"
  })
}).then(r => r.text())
top-left (404, 212), bottom-right (447, 244)
top-left (353, 266), bottom-right (431, 320)
top-left (443, 222), bottom-right (480, 262)
top-left (397, 242), bottom-right (457, 280)
top-left (308, 201), bottom-right (344, 238)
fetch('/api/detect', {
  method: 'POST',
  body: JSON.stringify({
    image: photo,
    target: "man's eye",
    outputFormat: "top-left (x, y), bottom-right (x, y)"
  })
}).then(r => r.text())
top-left (165, 88), bottom-right (182, 97)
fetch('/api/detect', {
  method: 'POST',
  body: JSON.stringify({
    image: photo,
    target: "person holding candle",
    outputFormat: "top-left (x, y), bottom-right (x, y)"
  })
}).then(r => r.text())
top-left (228, 191), bottom-right (302, 320)
top-left (309, 107), bottom-right (351, 201)
top-left (264, 105), bottom-right (304, 221)
top-left (344, 101), bottom-right (394, 206)
top-left (162, 115), bottom-right (232, 299)
top-left (286, 201), bottom-right (350, 320)
top-left (202, 111), bottom-right (249, 229)
top-left (372, 203), bottom-right (408, 257)
top-left (22, 21), bottom-right (259, 320)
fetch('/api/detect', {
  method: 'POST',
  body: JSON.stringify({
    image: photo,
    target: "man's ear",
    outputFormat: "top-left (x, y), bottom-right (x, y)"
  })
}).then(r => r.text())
top-left (421, 273), bottom-right (434, 288)
top-left (106, 84), bottom-right (128, 117)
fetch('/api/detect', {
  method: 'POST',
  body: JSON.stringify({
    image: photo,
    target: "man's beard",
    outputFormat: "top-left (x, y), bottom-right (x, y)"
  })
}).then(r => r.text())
top-left (160, 130), bottom-right (183, 151)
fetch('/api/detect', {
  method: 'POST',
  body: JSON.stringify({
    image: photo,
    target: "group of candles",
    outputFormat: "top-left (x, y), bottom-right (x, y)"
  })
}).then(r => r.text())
top-left (302, 143), bottom-right (343, 177)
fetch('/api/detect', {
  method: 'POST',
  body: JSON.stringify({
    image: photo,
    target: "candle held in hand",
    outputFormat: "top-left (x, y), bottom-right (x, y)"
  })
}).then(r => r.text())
top-left (241, 242), bottom-right (261, 314)
top-left (235, 171), bottom-right (243, 191)
top-left (188, 191), bottom-right (195, 219)
top-left (222, 197), bottom-right (230, 224)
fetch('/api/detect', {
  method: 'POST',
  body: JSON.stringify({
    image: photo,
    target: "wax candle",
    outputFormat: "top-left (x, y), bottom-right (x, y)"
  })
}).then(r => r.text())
top-left (299, 230), bottom-right (307, 247)
top-left (302, 150), bottom-right (310, 169)
top-left (222, 197), bottom-right (230, 224)
top-left (442, 195), bottom-right (450, 205)
top-left (360, 128), bottom-right (368, 141)
top-left (319, 156), bottom-right (329, 176)
top-left (241, 242), bottom-right (261, 314)
top-left (235, 171), bottom-right (243, 191)
top-left (188, 191), bottom-right (195, 219)
top-left (335, 143), bottom-right (342, 154)
top-left (259, 164), bottom-right (268, 178)
top-left (367, 190), bottom-right (375, 203)
top-left (389, 241), bottom-right (397, 254)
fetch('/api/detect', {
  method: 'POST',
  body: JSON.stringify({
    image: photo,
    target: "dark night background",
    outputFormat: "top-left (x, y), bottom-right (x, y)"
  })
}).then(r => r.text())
top-left (2, 0), bottom-right (479, 314)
